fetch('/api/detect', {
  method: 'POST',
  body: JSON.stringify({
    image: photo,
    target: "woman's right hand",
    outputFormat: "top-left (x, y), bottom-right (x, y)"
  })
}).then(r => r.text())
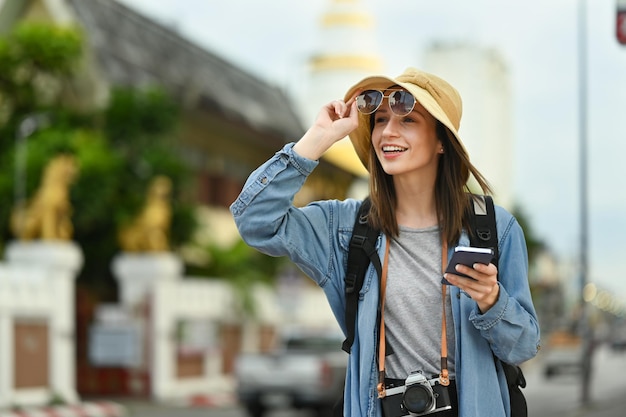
top-left (293, 97), bottom-right (360, 161)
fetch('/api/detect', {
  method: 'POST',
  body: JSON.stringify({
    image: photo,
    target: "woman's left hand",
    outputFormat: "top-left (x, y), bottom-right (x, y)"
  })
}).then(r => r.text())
top-left (443, 263), bottom-right (500, 313)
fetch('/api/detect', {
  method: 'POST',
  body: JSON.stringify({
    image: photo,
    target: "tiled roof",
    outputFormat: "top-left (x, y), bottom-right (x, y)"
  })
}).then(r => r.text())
top-left (67, 0), bottom-right (304, 140)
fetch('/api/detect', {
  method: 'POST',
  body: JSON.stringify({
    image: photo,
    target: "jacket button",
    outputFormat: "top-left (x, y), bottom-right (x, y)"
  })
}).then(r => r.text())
top-left (260, 177), bottom-right (268, 184)
top-left (457, 294), bottom-right (461, 299)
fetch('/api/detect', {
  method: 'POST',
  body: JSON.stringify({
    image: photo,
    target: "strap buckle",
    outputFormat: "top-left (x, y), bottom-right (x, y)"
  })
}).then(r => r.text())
top-left (476, 227), bottom-right (491, 241)
top-left (345, 272), bottom-right (357, 294)
top-left (350, 234), bottom-right (367, 249)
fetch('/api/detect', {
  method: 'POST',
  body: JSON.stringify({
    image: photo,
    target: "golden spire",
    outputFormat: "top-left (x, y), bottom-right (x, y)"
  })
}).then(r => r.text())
top-left (310, 0), bottom-right (382, 73)
top-left (301, 0), bottom-right (383, 178)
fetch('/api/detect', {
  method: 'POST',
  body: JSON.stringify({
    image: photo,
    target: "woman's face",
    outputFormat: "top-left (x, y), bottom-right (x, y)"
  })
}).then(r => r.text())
top-left (370, 92), bottom-right (443, 180)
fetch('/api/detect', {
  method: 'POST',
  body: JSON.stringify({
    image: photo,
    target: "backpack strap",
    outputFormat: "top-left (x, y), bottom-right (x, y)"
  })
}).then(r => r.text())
top-left (467, 194), bottom-right (499, 266)
top-left (342, 198), bottom-right (381, 353)
top-left (468, 194), bottom-right (528, 416)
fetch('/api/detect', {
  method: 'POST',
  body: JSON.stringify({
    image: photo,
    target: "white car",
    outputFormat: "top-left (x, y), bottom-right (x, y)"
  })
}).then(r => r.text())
top-left (542, 330), bottom-right (582, 378)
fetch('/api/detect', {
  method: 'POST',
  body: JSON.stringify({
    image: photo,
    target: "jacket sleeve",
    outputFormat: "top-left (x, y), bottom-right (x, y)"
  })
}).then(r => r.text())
top-left (468, 207), bottom-right (541, 365)
top-left (229, 143), bottom-right (338, 285)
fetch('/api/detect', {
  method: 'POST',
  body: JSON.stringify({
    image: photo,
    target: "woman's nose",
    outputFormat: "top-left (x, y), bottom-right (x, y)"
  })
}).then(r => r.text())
top-left (382, 116), bottom-right (401, 136)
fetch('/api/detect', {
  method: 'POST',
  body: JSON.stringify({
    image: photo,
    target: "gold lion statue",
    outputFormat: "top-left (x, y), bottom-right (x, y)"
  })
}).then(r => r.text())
top-left (118, 175), bottom-right (173, 252)
top-left (11, 154), bottom-right (79, 241)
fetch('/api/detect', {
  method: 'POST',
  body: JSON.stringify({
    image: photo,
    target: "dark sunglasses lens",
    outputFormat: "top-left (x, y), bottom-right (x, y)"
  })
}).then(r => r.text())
top-left (389, 90), bottom-right (415, 116)
top-left (356, 90), bottom-right (383, 114)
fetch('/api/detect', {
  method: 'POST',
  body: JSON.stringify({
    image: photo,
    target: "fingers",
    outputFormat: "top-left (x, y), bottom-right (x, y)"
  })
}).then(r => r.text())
top-left (323, 99), bottom-right (359, 131)
top-left (345, 89), bottom-right (363, 105)
top-left (443, 263), bottom-right (500, 312)
top-left (329, 99), bottom-right (352, 119)
top-left (296, 97), bottom-right (359, 160)
top-left (455, 262), bottom-right (497, 278)
top-left (344, 93), bottom-right (358, 107)
top-left (446, 263), bottom-right (498, 290)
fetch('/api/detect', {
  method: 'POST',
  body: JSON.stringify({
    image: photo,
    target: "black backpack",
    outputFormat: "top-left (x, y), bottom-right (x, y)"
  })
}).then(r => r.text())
top-left (339, 195), bottom-right (527, 417)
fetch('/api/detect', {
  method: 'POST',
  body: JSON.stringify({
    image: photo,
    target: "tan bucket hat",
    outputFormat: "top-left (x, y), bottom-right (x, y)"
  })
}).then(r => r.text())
top-left (343, 67), bottom-right (467, 171)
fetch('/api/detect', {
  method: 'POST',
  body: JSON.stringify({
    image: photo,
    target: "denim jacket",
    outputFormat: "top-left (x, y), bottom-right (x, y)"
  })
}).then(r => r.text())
top-left (230, 143), bottom-right (541, 417)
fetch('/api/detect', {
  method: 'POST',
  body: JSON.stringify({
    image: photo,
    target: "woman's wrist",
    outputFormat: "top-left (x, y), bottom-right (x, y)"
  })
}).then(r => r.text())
top-left (477, 283), bottom-right (500, 313)
top-left (293, 127), bottom-right (335, 161)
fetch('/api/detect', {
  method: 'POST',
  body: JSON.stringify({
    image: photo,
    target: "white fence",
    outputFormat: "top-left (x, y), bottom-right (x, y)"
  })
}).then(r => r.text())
top-left (112, 253), bottom-right (337, 402)
top-left (150, 276), bottom-right (235, 401)
top-left (0, 242), bottom-right (82, 409)
top-left (0, 245), bottom-right (337, 407)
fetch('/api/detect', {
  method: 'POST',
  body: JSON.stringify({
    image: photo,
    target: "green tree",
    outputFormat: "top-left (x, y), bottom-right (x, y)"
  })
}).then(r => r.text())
top-left (0, 23), bottom-right (82, 141)
top-left (510, 203), bottom-right (545, 268)
top-left (0, 22), bottom-right (196, 298)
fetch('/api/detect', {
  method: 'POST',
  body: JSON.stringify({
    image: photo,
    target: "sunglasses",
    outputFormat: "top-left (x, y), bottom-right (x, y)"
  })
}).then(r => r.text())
top-left (356, 89), bottom-right (417, 117)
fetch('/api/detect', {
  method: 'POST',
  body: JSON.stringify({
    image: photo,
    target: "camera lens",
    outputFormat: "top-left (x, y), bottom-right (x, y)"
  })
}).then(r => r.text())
top-left (403, 384), bottom-right (433, 414)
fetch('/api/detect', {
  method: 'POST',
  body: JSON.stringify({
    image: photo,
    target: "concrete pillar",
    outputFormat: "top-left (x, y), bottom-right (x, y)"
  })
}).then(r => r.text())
top-left (3, 241), bottom-right (83, 407)
top-left (111, 253), bottom-right (183, 307)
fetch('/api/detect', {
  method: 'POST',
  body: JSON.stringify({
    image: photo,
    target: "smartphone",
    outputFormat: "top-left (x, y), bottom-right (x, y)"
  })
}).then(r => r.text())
top-left (441, 246), bottom-right (495, 285)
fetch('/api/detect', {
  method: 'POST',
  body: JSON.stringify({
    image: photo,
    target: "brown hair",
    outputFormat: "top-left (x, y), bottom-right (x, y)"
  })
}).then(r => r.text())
top-left (366, 121), bottom-right (492, 246)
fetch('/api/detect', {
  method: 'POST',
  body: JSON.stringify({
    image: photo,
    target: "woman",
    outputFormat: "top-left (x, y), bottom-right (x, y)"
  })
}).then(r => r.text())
top-left (230, 67), bottom-right (540, 417)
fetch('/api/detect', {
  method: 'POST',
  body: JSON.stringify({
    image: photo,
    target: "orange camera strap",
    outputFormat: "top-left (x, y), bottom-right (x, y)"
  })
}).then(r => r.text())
top-left (376, 241), bottom-right (391, 398)
top-left (439, 240), bottom-right (450, 386)
top-left (376, 239), bottom-right (450, 399)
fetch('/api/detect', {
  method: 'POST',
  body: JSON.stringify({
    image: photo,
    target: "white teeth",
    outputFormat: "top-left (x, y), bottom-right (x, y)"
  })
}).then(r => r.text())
top-left (382, 146), bottom-right (407, 152)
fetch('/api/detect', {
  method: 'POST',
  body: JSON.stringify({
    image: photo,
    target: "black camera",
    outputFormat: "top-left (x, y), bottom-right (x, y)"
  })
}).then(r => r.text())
top-left (381, 371), bottom-right (452, 416)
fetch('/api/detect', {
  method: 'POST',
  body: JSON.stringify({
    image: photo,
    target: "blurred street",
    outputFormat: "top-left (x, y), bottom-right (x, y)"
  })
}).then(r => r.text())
top-left (102, 345), bottom-right (626, 417)
top-left (525, 345), bottom-right (626, 417)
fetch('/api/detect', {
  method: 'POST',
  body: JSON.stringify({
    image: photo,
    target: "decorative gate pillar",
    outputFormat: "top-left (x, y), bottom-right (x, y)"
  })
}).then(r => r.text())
top-left (111, 253), bottom-right (183, 307)
top-left (0, 241), bottom-right (83, 408)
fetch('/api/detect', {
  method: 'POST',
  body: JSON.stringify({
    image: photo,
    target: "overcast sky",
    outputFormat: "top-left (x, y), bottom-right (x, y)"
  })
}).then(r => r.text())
top-left (116, 0), bottom-right (626, 301)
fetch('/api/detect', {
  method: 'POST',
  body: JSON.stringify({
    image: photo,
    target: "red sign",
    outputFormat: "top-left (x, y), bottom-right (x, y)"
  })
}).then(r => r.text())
top-left (618, 10), bottom-right (626, 45)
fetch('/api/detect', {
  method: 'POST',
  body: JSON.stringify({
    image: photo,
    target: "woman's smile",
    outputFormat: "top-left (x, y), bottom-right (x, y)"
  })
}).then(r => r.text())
top-left (381, 145), bottom-right (408, 156)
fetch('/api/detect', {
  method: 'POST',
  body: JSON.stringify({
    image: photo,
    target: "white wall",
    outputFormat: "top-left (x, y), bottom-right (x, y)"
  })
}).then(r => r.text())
top-left (423, 44), bottom-right (515, 209)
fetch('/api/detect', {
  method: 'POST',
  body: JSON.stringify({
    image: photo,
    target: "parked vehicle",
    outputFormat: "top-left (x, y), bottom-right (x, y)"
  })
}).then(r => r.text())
top-left (543, 330), bottom-right (582, 378)
top-left (235, 328), bottom-right (347, 417)
top-left (609, 323), bottom-right (626, 352)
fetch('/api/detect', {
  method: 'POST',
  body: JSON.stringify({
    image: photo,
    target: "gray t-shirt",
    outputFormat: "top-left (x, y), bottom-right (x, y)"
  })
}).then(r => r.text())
top-left (384, 225), bottom-right (456, 380)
